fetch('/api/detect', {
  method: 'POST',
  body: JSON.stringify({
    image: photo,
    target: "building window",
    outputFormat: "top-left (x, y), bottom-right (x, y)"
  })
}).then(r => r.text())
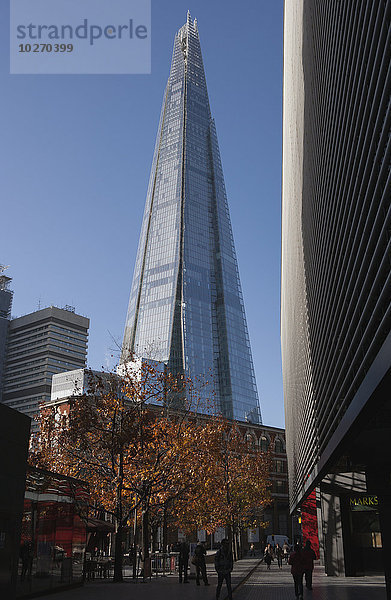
top-left (245, 433), bottom-right (256, 450)
top-left (260, 435), bottom-right (269, 451)
top-left (274, 437), bottom-right (284, 453)
top-left (275, 480), bottom-right (286, 494)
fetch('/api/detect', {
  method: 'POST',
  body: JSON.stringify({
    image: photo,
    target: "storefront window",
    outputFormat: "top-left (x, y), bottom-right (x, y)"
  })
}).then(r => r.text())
top-left (16, 467), bottom-right (88, 597)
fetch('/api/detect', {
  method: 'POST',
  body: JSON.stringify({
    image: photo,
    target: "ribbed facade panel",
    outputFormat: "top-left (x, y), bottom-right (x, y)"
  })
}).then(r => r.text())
top-left (282, 0), bottom-right (391, 510)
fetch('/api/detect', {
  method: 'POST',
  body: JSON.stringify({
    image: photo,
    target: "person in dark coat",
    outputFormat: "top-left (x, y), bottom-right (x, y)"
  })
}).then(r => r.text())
top-left (288, 543), bottom-right (305, 600)
top-left (302, 540), bottom-right (316, 590)
top-left (283, 541), bottom-right (290, 563)
top-left (214, 539), bottom-right (234, 600)
top-left (275, 543), bottom-right (283, 569)
top-left (178, 540), bottom-right (190, 583)
top-left (264, 544), bottom-right (273, 569)
top-left (194, 541), bottom-right (209, 586)
top-left (20, 541), bottom-right (33, 581)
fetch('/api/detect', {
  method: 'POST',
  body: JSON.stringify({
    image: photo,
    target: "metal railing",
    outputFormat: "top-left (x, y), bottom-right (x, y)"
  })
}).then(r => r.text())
top-left (151, 552), bottom-right (179, 578)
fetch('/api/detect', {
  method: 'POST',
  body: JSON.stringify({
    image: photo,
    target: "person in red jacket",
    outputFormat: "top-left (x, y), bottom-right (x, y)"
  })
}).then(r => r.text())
top-left (288, 543), bottom-right (305, 600)
top-left (302, 540), bottom-right (316, 590)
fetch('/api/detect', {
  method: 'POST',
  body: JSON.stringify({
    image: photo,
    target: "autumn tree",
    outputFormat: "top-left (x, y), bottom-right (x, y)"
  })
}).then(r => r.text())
top-left (30, 360), bottom-right (272, 580)
top-left (30, 360), bottom-right (211, 581)
top-left (170, 417), bottom-right (272, 558)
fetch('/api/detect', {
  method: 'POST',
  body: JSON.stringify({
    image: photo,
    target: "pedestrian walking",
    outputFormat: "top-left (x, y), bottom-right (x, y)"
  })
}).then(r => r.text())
top-left (264, 543), bottom-right (274, 557)
top-left (283, 540), bottom-right (290, 564)
top-left (289, 544), bottom-right (305, 600)
top-left (264, 545), bottom-right (273, 570)
top-left (302, 540), bottom-right (316, 590)
top-left (249, 543), bottom-right (255, 556)
top-left (20, 541), bottom-right (33, 581)
top-left (275, 543), bottom-right (283, 569)
top-left (215, 538), bottom-right (234, 600)
top-left (193, 541), bottom-right (209, 586)
top-left (178, 540), bottom-right (190, 583)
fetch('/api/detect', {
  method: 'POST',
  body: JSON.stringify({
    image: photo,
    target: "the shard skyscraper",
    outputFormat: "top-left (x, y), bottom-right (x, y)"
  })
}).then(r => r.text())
top-left (121, 13), bottom-right (261, 424)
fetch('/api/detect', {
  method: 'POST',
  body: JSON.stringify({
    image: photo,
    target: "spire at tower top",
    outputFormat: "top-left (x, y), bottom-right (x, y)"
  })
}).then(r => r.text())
top-left (177, 12), bottom-right (197, 51)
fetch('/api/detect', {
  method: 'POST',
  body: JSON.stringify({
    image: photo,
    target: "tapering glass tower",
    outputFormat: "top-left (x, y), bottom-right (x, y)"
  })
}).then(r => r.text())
top-left (122, 13), bottom-right (261, 424)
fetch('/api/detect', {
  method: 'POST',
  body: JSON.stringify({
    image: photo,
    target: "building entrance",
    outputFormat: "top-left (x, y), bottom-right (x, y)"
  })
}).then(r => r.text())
top-left (342, 494), bottom-right (383, 576)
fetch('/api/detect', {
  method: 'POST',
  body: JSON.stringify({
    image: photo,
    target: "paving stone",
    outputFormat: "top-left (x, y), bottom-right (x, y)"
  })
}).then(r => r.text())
top-left (234, 562), bottom-right (387, 600)
top-left (37, 559), bottom-right (387, 600)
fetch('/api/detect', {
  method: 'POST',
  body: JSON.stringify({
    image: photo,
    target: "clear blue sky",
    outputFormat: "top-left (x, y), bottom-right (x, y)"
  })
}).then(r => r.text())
top-left (0, 1), bottom-right (284, 427)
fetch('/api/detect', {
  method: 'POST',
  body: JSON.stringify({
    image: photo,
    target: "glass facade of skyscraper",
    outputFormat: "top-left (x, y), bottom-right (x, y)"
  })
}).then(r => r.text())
top-left (122, 14), bottom-right (261, 424)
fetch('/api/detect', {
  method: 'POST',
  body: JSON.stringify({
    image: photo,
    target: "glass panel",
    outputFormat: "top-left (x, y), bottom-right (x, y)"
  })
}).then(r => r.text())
top-left (16, 468), bottom-right (87, 597)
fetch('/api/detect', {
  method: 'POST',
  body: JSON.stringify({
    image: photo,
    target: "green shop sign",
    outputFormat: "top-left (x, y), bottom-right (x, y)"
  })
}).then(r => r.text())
top-left (349, 495), bottom-right (378, 511)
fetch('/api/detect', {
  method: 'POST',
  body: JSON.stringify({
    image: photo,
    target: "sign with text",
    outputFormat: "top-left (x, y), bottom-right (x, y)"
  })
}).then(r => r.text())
top-left (349, 495), bottom-right (378, 511)
top-left (10, 0), bottom-right (151, 74)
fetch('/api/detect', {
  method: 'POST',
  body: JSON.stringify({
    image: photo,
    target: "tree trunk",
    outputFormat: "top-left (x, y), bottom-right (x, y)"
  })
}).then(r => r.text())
top-left (227, 522), bottom-right (235, 559)
top-left (114, 449), bottom-right (125, 582)
top-left (141, 507), bottom-right (151, 580)
top-left (237, 526), bottom-right (243, 559)
top-left (162, 505), bottom-right (168, 552)
top-left (151, 524), bottom-right (158, 551)
top-left (234, 527), bottom-right (240, 560)
top-left (230, 519), bottom-right (238, 561)
top-left (142, 507), bottom-right (150, 559)
top-left (113, 521), bottom-right (124, 582)
top-left (232, 536), bottom-right (238, 561)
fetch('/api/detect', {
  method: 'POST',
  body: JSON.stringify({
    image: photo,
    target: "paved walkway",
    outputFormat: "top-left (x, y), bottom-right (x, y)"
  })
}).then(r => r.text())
top-left (235, 562), bottom-right (387, 600)
top-left (38, 559), bottom-right (387, 600)
top-left (38, 558), bottom-right (261, 600)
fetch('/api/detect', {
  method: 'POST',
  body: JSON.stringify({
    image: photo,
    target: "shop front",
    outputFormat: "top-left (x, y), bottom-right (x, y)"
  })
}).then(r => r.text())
top-left (16, 467), bottom-right (88, 598)
top-left (341, 493), bottom-right (384, 577)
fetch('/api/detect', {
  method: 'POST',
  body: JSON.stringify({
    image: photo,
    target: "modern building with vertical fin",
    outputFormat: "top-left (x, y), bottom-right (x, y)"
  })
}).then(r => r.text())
top-left (282, 0), bottom-right (391, 590)
top-left (121, 13), bottom-right (261, 424)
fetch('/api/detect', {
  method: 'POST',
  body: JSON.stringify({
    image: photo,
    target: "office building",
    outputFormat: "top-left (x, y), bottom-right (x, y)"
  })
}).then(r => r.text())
top-left (2, 306), bottom-right (89, 420)
top-left (122, 13), bottom-right (261, 424)
top-left (50, 367), bottom-right (120, 403)
top-left (0, 266), bottom-right (13, 401)
top-left (282, 0), bottom-right (391, 593)
top-left (51, 368), bottom-right (91, 402)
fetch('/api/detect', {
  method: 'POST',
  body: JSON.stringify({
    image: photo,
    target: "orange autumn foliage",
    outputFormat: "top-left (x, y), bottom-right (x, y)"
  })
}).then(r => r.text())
top-left (170, 418), bottom-right (272, 535)
top-left (30, 360), bottom-right (271, 575)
